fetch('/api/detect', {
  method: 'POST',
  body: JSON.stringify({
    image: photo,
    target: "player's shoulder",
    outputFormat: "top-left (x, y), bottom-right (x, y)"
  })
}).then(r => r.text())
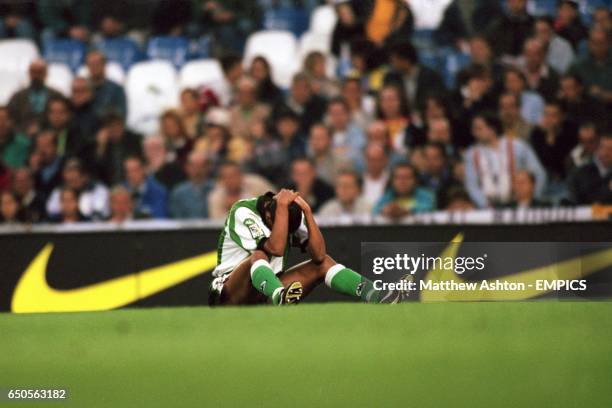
top-left (229, 198), bottom-right (261, 222)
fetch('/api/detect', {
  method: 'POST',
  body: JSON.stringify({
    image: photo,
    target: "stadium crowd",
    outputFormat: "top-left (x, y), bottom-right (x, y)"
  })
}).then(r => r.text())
top-left (0, 0), bottom-right (611, 225)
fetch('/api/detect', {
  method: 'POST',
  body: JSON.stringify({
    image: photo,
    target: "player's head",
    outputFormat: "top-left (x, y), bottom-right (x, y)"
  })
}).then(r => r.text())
top-left (256, 192), bottom-right (302, 234)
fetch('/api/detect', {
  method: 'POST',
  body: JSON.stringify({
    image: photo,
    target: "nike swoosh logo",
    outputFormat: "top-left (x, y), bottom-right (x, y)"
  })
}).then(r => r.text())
top-left (421, 234), bottom-right (612, 301)
top-left (11, 243), bottom-right (217, 313)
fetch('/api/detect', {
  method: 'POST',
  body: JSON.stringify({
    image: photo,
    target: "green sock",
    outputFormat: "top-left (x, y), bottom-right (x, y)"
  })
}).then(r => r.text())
top-left (324, 264), bottom-right (380, 303)
top-left (251, 260), bottom-right (284, 305)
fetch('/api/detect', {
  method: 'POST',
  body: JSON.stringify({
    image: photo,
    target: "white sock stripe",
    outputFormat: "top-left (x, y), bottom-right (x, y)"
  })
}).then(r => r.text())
top-left (250, 259), bottom-right (271, 277)
top-left (324, 264), bottom-right (345, 288)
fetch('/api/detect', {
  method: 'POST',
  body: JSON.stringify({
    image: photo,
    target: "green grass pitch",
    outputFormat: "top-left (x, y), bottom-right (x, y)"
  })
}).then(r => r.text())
top-left (1, 302), bottom-right (612, 407)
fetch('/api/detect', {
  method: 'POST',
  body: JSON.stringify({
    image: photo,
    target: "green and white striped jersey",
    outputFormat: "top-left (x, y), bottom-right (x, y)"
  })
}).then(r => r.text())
top-left (213, 198), bottom-right (309, 277)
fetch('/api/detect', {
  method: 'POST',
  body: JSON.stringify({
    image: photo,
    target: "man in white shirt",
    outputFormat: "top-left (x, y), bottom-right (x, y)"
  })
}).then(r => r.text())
top-left (362, 143), bottom-right (390, 207)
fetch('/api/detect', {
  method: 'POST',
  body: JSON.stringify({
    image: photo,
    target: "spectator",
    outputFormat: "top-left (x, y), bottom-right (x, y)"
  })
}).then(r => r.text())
top-left (384, 39), bottom-right (446, 113)
top-left (509, 170), bottom-right (550, 209)
top-left (218, 54), bottom-right (243, 107)
top-left (198, 0), bottom-right (262, 54)
top-left (568, 133), bottom-right (612, 204)
top-left (108, 185), bottom-right (146, 223)
top-left (318, 170), bottom-right (371, 218)
top-left (0, 162), bottom-right (9, 191)
top-left (375, 84), bottom-right (424, 154)
top-left (498, 93), bottom-right (532, 141)
top-left (8, 59), bottom-right (62, 136)
top-left (12, 167), bottom-right (45, 222)
top-left (70, 77), bottom-right (100, 141)
top-left (326, 97), bottom-right (366, 166)
top-left (460, 36), bottom-right (505, 88)
top-left (272, 108), bottom-right (306, 170)
top-left (445, 187), bottom-right (475, 212)
top-left (341, 77), bottom-right (375, 129)
top-left (558, 74), bottom-right (606, 127)
top-left (485, 0), bottom-right (534, 59)
top-left (0, 190), bottom-right (26, 224)
top-left (49, 187), bottom-right (89, 223)
top-left (228, 76), bottom-right (270, 141)
top-left (287, 158), bottom-right (334, 214)
top-left (568, 123), bottom-right (599, 171)
top-left (330, 1), bottom-right (365, 58)
top-left (363, 0), bottom-right (413, 47)
top-left (426, 118), bottom-right (459, 160)
top-left (303, 51), bottom-right (339, 99)
top-left (568, 27), bottom-right (612, 105)
top-left (85, 50), bottom-right (127, 119)
top-left (44, 96), bottom-right (91, 162)
top-left (151, 0), bottom-right (193, 36)
top-left (123, 156), bottom-right (168, 219)
top-left (169, 151), bottom-right (212, 219)
top-left (521, 37), bottom-right (560, 101)
top-left (179, 89), bottom-right (204, 140)
top-left (362, 143), bottom-right (390, 206)
top-left (46, 158), bottom-right (109, 220)
top-left (37, 0), bottom-right (91, 42)
top-left (246, 120), bottom-right (286, 186)
top-left (420, 142), bottom-right (459, 209)
top-left (249, 56), bottom-right (283, 106)
top-left (593, 7), bottom-right (612, 32)
top-left (464, 112), bottom-right (546, 208)
top-left (373, 162), bottom-right (435, 218)
top-left (273, 73), bottom-right (327, 135)
top-left (33, 130), bottom-right (64, 200)
top-left (529, 101), bottom-right (578, 187)
top-left (534, 16), bottom-right (575, 74)
top-left (503, 67), bottom-right (545, 125)
top-left (159, 109), bottom-right (193, 167)
top-left (143, 135), bottom-right (185, 191)
top-left (195, 118), bottom-right (244, 173)
top-left (555, 0), bottom-right (588, 50)
top-left (0, 2), bottom-right (35, 40)
top-left (307, 123), bottom-right (351, 186)
top-left (208, 161), bottom-right (274, 220)
top-left (94, 113), bottom-right (142, 186)
top-left (0, 107), bottom-right (30, 168)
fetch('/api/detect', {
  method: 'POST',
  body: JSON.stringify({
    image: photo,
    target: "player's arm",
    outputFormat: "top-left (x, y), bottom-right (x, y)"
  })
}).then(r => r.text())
top-left (294, 196), bottom-right (326, 264)
top-left (262, 189), bottom-right (297, 256)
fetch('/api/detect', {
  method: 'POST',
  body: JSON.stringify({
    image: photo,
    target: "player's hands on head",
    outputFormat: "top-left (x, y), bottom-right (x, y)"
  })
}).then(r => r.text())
top-left (294, 195), bottom-right (312, 214)
top-left (275, 189), bottom-right (298, 207)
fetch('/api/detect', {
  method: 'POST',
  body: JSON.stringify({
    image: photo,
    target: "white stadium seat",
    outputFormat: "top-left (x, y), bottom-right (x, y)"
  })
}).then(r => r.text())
top-left (298, 31), bottom-right (336, 77)
top-left (125, 60), bottom-right (178, 135)
top-left (178, 59), bottom-right (224, 90)
top-left (46, 63), bottom-right (74, 96)
top-left (77, 61), bottom-right (126, 85)
top-left (309, 5), bottom-right (337, 36)
top-left (243, 30), bottom-right (298, 88)
top-left (0, 70), bottom-right (28, 105)
top-left (0, 39), bottom-right (39, 72)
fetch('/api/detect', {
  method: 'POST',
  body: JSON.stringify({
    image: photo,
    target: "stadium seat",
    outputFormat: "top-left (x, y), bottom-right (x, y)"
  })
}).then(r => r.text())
top-left (243, 30), bottom-right (298, 88)
top-left (0, 70), bottom-right (27, 104)
top-left (93, 37), bottom-right (142, 71)
top-left (527, 0), bottom-right (558, 16)
top-left (298, 31), bottom-right (336, 78)
top-left (46, 63), bottom-right (74, 96)
top-left (43, 39), bottom-right (87, 72)
top-left (178, 59), bottom-right (224, 91)
top-left (309, 5), bottom-right (337, 36)
top-left (77, 61), bottom-right (126, 85)
top-left (125, 60), bottom-right (179, 135)
top-left (441, 50), bottom-right (471, 89)
top-left (264, 6), bottom-right (310, 37)
top-left (146, 36), bottom-right (191, 69)
top-left (0, 39), bottom-right (39, 72)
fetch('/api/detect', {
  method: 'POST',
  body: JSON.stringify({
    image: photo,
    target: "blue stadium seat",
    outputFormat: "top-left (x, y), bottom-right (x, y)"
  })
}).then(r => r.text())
top-left (530, 0), bottom-right (558, 16)
top-left (412, 29), bottom-right (435, 51)
top-left (146, 36), bottom-right (191, 69)
top-left (264, 7), bottom-right (310, 37)
top-left (94, 38), bottom-right (142, 71)
top-left (418, 49), bottom-right (442, 73)
top-left (43, 39), bottom-right (86, 72)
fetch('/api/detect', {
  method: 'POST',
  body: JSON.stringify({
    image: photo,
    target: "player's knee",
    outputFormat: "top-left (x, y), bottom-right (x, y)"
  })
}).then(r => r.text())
top-left (250, 250), bottom-right (269, 265)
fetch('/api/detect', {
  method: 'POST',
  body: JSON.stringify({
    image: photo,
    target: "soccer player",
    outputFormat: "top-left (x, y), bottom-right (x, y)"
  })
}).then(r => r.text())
top-left (209, 189), bottom-right (386, 305)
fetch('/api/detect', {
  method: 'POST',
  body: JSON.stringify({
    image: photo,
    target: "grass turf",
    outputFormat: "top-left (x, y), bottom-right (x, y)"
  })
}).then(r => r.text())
top-left (1, 302), bottom-right (612, 408)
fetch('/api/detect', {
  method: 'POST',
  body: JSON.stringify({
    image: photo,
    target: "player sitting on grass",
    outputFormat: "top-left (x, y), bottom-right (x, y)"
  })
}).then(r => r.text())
top-left (209, 189), bottom-right (389, 305)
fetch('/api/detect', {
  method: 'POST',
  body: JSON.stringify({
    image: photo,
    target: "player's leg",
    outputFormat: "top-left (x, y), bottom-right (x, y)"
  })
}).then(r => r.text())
top-left (220, 250), bottom-right (301, 305)
top-left (279, 255), bottom-right (381, 302)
